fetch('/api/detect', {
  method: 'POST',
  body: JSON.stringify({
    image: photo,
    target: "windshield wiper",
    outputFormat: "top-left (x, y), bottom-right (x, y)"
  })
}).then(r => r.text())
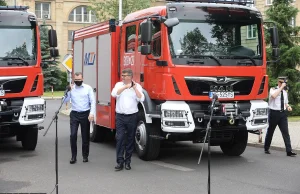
top-left (193, 55), bottom-right (222, 66)
top-left (0, 57), bottom-right (29, 66)
top-left (175, 54), bottom-right (222, 66)
top-left (229, 55), bottom-right (257, 66)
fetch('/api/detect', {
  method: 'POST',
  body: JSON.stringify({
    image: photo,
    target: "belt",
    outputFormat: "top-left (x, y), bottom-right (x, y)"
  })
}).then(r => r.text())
top-left (270, 109), bottom-right (285, 112)
top-left (117, 112), bottom-right (137, 116)
top-left (72, 110), bottom-right (90, 114)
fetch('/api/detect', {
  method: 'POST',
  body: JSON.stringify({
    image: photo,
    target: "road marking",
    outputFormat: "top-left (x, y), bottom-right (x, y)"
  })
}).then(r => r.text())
top-left (151, 161), bottom-right (195, 172)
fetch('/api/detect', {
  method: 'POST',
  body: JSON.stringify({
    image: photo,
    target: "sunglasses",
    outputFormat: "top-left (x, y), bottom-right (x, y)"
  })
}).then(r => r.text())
top-left (121, 74), bottom-right (131, 77)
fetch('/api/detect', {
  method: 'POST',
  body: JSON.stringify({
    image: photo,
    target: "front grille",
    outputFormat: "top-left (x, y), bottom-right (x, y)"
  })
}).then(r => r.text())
top-left (185, 76), bottom-right (254, 96)
top-left (0, 76), bottom-right (27, 93)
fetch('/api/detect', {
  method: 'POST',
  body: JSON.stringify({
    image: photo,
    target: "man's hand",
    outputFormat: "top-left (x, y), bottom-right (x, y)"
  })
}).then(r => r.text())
top-left (287, 106), bottom-right (292, 112)
top-left (88, 114), bottom-right (94, 122)
top-left (281, 82), bottom-right (287, 89)
top-left (125, 83), bottom-right (132, 89)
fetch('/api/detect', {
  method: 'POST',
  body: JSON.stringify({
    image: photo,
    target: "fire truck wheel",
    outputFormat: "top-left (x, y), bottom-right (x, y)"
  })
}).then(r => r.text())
top-left (90, 123), bottom-right (107, 142)
top-left (220, 130), bottom-right (248, 156)
top-left (135, 110), bottom-right (161, 161)
top-left (21, 125), bottom-right (38, 151)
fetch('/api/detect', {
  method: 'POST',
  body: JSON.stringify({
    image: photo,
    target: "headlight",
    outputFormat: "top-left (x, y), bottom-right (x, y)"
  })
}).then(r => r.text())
top-left (27, 104), bottom-right (44, 112)
top-left (255, 108), bottom-right (268, 116)
top-left (163, 110), bottom-right (186, 118)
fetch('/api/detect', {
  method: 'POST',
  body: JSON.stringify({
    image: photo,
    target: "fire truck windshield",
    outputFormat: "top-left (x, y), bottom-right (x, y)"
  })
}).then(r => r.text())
top-left (0, 26), bottom-right (37, 66)
top-left (167, 6), bottom-right (263, 66)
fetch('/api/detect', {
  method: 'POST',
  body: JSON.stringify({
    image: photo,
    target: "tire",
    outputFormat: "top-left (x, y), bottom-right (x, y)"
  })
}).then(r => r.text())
top-left (220, 130), bottom-right (248, 156)
top-left (21, 125), bottom-right (38, 151)
top-left (90, 122), bottom-right (113, 142)
top-left (135, 110), bottom-right (161, 161)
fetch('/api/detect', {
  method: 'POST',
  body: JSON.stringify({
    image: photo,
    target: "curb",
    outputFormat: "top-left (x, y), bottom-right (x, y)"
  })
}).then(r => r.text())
top-left (247, 142), bottom-right (300, 154)
top-left (43, 97), bottom-right (62, 100)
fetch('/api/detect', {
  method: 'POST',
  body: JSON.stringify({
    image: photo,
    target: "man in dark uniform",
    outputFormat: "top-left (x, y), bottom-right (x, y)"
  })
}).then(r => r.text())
top-left (264, 76), bottom-right (297, 156)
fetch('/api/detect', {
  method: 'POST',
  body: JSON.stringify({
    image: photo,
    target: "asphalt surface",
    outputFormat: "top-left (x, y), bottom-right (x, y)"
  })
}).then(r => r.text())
top-left (1, 100), bottom-right (300, 194)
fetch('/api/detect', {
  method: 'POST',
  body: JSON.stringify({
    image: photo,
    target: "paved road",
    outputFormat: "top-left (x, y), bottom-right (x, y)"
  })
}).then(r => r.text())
top-left (1, 100), bottom-right (300, 194)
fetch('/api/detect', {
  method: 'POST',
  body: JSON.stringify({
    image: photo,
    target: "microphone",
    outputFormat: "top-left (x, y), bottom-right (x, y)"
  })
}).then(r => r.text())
top-left (211, 93), bottom-right (218, 108)
top-left (63, 85), bottom-right (71, 98)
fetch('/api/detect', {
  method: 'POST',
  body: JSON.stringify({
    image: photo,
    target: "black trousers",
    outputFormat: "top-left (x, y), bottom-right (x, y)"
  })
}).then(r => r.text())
top-left (115, 112), bottom-right (138, 164)
top-left (70, 110), bottom-right (90, 158)
top-left (264, 110), bottom-right (292, 152)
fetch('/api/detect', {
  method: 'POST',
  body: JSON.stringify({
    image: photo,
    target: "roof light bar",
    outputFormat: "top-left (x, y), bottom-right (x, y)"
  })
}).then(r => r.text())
top-left (167, 0), bottom-right (254, 5)
top-left (0, 6), bottom-right (29, 11)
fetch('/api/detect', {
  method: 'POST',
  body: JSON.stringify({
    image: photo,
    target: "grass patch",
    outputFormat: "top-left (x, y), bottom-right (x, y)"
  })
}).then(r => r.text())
top-left (43, 91), bottom-right (64, 97)
top-left (288, 116), bottom-right (300, 122)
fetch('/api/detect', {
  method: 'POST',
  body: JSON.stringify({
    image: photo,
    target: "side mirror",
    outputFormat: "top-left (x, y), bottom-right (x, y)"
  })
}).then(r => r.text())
top-left (50, 48), bottom-right (59, 58)
top-left (164, 17), bottom-right (179, 28)
top-left (48, 29), bottom-right (58, 47)
top-left (141, 45), bottom-right (151, 55)
top-left (269, 27), bottom-right (279, 47)
top-left (141, 19), bottom-right (152, 44)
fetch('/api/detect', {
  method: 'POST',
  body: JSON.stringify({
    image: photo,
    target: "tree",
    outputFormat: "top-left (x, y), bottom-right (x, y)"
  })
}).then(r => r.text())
top-left (265, 0), bottom-right (300, 109)
top-left (40, 21), bottom-right (63, 91)
top-left (0, 0), bottom-right (6, 6)
top-left (5, 43), bottom-right (31, 59)
top-left (88, 0), bottom-right (155, 22)
top-left (179, 27), bottom-right (208, 55)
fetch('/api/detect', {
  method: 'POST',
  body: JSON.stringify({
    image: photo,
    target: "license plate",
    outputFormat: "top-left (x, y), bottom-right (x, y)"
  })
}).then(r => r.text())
top-left (0, 89), bottom-right (4, 96)
top-left (209, 91), bottom-right (234, 99)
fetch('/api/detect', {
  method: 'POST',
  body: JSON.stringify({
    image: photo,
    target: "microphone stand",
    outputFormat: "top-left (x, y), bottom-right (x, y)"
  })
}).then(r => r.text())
top-left (43, 94), bottom-right (67, 194)
top-left (198, 97), bottom-right (217, 194)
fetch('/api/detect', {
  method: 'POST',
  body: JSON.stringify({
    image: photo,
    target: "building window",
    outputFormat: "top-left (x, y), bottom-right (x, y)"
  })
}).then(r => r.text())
top-left (247, 25), bottom-right (257, 39)
top-left (68, 31), bottom-right (73, 50)
top-left (35, 2), bottom-right (51, 19)
top-left (290, 17), bottom-right (296, 27)
top-left (246, 0), bottom-right (254, 7)
top-left (266, 0), bottom-right (272, 5)
top-left (68, 6), bottom-right (97, 23)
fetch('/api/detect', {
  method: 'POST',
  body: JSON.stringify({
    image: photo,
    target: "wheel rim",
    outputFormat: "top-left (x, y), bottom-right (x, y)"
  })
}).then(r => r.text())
top-left (135, 121), bottom-right (147, 151)
top-left (90, 122), bottom-right (94, 134)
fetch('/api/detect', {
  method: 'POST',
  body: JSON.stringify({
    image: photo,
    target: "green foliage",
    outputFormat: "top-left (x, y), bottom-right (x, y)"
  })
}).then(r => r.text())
top-left (265, 0), bottom-right (300, 107)
top-left (88, 0), bottom-right (155, 22)
top-left (5, 43), bottom-right (31, 59)
top-left (40, 20), bottom-right (63, 91)
top-left (0, 0), bottom-right (6, 6)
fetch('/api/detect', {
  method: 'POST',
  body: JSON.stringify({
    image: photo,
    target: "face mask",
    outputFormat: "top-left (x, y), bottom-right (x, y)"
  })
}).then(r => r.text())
top-left (74, 81), bottom-right (83, 86)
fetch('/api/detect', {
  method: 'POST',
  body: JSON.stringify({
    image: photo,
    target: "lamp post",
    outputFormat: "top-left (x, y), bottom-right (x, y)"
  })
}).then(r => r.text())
top-left (119, 0), bottom-right (122, 25)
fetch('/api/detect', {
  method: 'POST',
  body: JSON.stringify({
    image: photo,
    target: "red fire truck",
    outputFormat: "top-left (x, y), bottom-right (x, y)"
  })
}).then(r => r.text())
top-left (0, 6), bottom-right (58, 150)
top-left (72, 0), bottom-right (279, 160)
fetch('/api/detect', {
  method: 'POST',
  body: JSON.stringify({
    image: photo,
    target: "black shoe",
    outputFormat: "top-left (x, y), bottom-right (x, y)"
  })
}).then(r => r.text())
top-left (70, 157), bottom-right (77, 164)
top-left (287, 151), bottom-right (297, 156)
top-left (265, 150), bottom-right (271, 154)
top-left (83, 157), bottom-right (88, 163)
top-left (115, 163), bottom-right (123, 171)
top-left (125, 163), bottom-right (131, 170)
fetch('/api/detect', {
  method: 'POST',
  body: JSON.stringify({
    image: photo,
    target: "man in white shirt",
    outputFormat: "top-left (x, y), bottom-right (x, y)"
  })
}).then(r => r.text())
top-left (111, 68), bottom-right (145, 170)
top-left (264, 76), bottom-right (296, 156)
